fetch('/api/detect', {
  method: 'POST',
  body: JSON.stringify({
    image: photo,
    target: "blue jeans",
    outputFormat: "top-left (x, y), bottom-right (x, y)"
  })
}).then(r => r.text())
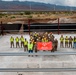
top-left (73, 42), bottom-right (76, 48)
top-left (28, 50), bottom-right (33, 53)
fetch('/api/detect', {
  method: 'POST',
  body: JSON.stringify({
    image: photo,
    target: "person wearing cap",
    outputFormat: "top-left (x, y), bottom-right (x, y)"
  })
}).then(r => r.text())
top-left (20, 36), bottom-right (24, 48)
top-left (10, 36), bottom-right (14, 48)
top-left (60, 35), bottom-right (64, 48)
top-left (24, 38), bottom-right (28, 51)
top-left (15, 37), bottom-right (20, 48)
top-left (65, 36), bottom-right (69, 48)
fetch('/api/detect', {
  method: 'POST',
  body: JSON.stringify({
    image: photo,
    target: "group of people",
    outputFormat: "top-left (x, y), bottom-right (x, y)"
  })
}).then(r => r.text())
top-left (30, 32), bottom-right (58, 52)
top-left (10, 32), bottom-right (58, 52)
top-left (10, 32), bottom-right (76, 53)
top-left (60, 35), bottom-right (76, 48)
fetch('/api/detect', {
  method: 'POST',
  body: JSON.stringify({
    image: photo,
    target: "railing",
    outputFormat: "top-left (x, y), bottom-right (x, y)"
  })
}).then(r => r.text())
top-left (3, 29), bottom-right (76, 33)
top-left (0, 52), bottom-right (76, 56)
top-left (0, 68), bottom-right (76, 72)
top-left (0, 52), bottom-right (76, 72)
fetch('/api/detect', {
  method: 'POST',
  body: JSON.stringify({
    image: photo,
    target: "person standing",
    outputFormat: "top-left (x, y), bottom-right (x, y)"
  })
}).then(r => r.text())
top-left (20, 36), bottom-right (24, 48)
top-left (69, 36), bottom-right (73, 48)
top-left (15, 37), bottom-right (20, 48)
top-left (73, 36), bottom-right (76, 48)
top-left (24, 38), bottom-right (28, 52)
top-left (54, 39), bottom-right (58, 51)
top-left (60, 35), bottom-right (64, 48)
top-left (65, 36), bottom-right (69, 48)
top-left (10, 36), bottom-right (14, 48)
top-left (28, 42), bottom-right (33, 57)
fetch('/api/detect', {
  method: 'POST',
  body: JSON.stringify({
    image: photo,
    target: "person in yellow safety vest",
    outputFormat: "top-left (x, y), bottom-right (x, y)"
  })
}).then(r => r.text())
top-left (34, 32), bottom-right (38, 42)
top-left (30, 36), bottom-right (33, 40)
top-left (73, 36), bottom-right (76, 48)
top-left (15, 37), bottom-right (20, 48)
top-left (28, 42), bottom-right (33, 57)
top-left (42, 38), bottom-right (45, 42)
top-left (24, 38), bottom-right (28, 51)
top-left (34, 32), bottom-right (38, 37)
top-left (44, 32), bottom-right (48, 37)
top-left (10, 36), bottom-right (14, 48)
top-left (60, 35), bottom-right (64, 48)
top-left (65, 36), bottom-right (69, 48)
top-left (68, 36), bottom-right (73, 48)
top-left (38, 36), bottom-right (41, 42)
top-left (42, 38), bottom-right (48, 42)
top-left (20, 36), bottom-right (24, 48)
top-left (31, 40), bottom-right (35, 50)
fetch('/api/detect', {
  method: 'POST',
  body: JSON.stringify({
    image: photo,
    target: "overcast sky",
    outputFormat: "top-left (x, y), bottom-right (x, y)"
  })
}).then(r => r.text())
top-left (3, 0), bottom-right (76, 7)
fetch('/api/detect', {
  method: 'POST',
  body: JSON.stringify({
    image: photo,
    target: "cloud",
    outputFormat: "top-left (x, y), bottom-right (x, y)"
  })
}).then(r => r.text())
top-left (3, 0), bottom-right (76, 6)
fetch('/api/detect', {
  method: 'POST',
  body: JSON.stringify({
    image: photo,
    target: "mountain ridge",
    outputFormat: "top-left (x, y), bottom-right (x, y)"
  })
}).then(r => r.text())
top-left (0, 1), bottom-right (76, 11)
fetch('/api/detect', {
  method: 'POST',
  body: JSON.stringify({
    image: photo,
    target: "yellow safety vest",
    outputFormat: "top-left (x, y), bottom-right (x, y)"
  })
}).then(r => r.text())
top-left (28, 43), bottom-right (33, 50)
top-left (42, 39), bottom-right (48, 42)
top-left (42, 39), bottom-right (44, 42)
top-left (15, 38), bottom-right (19, 42)
top-left (20, 38), bottom-right (24, 42)
top-left (34, 34), bottom-right (37, 37)
top-left (73, 39), bottom-right (76, 42)
top-left (24, 41), bottom-right (28, 45)
top-left (65, 37), bottom-right (68, 42)
top-left (60, 37), bottom-right (64, 42)
top-left (46, 39), bottom-right (48, 42)
top-left (10, 38), bottom-right (14, 42)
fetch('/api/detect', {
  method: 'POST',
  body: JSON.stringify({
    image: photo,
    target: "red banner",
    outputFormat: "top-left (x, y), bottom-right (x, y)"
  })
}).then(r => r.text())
top-left (37, 42), bottom-right (53, 51)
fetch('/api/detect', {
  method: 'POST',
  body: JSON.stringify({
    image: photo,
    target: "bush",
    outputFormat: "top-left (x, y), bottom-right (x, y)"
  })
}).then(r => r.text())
top-left (28, 15), bottom-right (32, 18)
top-left (10, 16), bottom-right (15, 18)
top-left (19, 13), bottom-right (24, 15)
top-left (24, 11), bottom-right (31, 15)
top-left (5, 15), bottom-right (8, 17)
top-left (0, 16), bottom-right (2, 18)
